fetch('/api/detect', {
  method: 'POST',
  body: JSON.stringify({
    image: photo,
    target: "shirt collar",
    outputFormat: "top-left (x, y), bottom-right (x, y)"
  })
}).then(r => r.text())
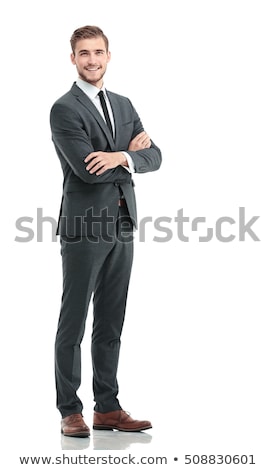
top-left (76, 78), bottom-right (107, 100)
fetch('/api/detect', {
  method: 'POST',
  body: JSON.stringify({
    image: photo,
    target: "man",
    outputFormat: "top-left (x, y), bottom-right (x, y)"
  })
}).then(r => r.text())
top-left (50, 25), bottom-right (162, 438)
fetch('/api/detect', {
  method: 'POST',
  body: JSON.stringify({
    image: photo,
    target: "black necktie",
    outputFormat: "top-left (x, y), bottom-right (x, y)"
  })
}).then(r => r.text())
top-left (98, 90), bottom-right (113, 136)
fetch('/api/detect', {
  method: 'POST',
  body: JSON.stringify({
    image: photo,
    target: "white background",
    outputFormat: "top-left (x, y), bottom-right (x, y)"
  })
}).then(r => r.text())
top-left (1, 0), bottom-right (276, 467)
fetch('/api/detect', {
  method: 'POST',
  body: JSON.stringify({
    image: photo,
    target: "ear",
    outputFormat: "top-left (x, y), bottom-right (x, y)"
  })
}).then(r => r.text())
top-left (70, 53), bottom-right (76, 65)
top-left (107, 51), bottom-right (111, 63)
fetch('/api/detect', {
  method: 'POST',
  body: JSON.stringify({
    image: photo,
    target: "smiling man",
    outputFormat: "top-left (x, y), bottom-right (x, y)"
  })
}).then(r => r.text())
top-left (71, 36), bottom-right (109, 86)
top-left (50, 26), bottom-right (162, 438)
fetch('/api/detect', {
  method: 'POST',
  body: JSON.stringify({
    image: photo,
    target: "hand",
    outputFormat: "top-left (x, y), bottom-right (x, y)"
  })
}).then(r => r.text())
top-left (128, 131), bottom-right (151, 151)
top-left (84, 151), bottom-right (127, 176)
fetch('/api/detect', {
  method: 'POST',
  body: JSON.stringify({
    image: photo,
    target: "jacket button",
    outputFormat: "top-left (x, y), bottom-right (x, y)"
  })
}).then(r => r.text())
top-left (114, 183), bottom-right (119, 187)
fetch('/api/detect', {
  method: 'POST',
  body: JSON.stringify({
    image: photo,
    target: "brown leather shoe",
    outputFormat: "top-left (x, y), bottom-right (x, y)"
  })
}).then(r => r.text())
top-left (61, 413), bottom-right (90, 437)
top-left (93, 410), bottom-right (152, 432)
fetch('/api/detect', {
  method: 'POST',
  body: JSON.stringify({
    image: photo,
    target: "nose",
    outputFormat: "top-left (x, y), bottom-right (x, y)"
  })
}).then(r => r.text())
top-left (85, 53), bottom-right (94, 65)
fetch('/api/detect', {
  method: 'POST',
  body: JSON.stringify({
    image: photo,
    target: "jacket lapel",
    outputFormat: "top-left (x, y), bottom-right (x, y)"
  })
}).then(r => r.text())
top-left (70, 83), bottom-right (115, 150)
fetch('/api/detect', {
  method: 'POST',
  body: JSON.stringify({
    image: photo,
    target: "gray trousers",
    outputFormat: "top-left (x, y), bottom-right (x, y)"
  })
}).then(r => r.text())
top-left (55, 206), bottom-right (133, 418)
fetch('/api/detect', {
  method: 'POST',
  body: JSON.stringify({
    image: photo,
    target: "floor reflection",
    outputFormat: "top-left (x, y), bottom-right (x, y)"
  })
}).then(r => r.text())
top-left (93, 430), bottom-right (152, 450)
top-left (61, 435), bottom-right (90, 451)
top-left (61, 430), bottom-right (152, 451)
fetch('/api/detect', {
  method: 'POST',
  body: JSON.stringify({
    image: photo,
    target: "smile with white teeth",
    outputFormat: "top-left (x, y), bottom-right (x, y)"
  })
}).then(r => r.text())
top-left (86, 67), bottom-right (100, 71)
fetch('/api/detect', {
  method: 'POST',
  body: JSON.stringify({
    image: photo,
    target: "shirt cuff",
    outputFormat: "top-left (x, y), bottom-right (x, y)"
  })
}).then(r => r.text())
top-left (121, 152), bottom-right (135, 173)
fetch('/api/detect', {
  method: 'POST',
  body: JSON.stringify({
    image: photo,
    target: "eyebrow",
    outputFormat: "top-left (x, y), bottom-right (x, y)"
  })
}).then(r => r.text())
top-left (78, 49), bottom-right (105, 54)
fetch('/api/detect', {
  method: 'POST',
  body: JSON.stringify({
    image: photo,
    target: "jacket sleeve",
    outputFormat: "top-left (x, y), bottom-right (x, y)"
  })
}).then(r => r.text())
top-left (50, 102), bottom-right (131, 185)
top-left (125, 100), bottom-right (162, 173)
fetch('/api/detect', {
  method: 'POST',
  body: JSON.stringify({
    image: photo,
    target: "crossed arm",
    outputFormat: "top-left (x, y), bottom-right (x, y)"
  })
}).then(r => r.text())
top-left (51, 100), bottom-right (161, 183)
top-left (84, 131), bottom-right (151, 175)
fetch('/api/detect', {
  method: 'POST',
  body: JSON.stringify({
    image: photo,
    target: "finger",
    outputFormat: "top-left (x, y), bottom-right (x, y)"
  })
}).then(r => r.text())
top-left (89, 162), bottom-right (106, 174)
top-left (138, 137), bottom-right (151, 148)
top-left (136, 131), bottom-right (146, 139)
top-left (132, 131), bottom-right (146, 143)
top-left (141, 135), bottom-right (150, 145)
top-left (96, 166), bottom-right (108, 175)
top-left (86, 160), bottom-right (97, 171)
top-left (86, 156), bottom-right (106, 171)
top-left (84, 152), bottom-right (98, 163)
top-left (95, 161), bottom-right (113, 175)
top-left (139, 133), bottom-right (150, 145)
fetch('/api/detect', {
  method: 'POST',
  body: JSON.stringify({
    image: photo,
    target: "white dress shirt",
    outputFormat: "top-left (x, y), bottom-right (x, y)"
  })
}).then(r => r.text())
top-left (76, 78), bottom-right (135, 173)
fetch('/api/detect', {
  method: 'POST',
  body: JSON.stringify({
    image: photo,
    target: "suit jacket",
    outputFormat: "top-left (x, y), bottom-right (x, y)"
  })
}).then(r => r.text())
top-left (50, 83), bottom-right (162, 237)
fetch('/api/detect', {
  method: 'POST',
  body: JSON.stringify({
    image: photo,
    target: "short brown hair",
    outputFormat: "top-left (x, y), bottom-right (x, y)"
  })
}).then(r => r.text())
top-left (70, 25), bottom-right (109, 54)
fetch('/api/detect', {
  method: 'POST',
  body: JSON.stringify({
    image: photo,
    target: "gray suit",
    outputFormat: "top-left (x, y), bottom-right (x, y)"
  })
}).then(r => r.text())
top-left (50, 83), bottom-right (161, 417)
top-left (51, 83), bottom-right (161, 236)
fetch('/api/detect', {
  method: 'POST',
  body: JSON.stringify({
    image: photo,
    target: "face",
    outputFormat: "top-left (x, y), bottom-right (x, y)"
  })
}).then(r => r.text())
top-left (71, 37), bottom-right (111, 88)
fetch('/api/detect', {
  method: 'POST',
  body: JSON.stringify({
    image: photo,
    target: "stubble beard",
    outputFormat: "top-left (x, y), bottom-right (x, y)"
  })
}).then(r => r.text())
top-left (78, 67), bottom-right (106, 87)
